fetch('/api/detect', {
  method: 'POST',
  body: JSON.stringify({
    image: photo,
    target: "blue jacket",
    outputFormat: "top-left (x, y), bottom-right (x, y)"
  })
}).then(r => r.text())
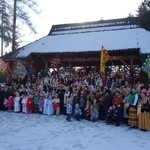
top-left (66, 103), bottom-right (72, 114)
top-left (74, 107), bottom-right (82, 116)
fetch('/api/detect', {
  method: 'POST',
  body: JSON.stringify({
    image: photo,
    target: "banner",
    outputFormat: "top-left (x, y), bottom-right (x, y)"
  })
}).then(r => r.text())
top-left (100, 46), bottom-right (110, 75)
top-left (0, 59), bottom-right (8, 73)
top-left (16, 60), bottom-right (28, 79)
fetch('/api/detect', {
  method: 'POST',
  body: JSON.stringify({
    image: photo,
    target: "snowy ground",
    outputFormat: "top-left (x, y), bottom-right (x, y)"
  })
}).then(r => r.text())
top-left (0, 112), bottom-right (150, 150)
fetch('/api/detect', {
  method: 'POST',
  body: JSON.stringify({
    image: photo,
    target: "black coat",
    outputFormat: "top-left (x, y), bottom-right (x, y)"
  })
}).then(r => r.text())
top-left (104, 93), bottom-right (113, 110)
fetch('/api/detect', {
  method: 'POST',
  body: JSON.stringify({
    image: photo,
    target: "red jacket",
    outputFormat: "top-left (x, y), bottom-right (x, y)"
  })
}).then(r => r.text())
top-left (26, 97), bottom-right (34, 111)
top-left (112, 96), bottom-right (123, 107)
top-left (7, 99), bottom-right (14, 109)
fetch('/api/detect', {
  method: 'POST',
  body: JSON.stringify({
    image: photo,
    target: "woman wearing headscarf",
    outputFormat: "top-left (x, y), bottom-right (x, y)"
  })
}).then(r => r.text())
top-left (128, 87), bottom-right (139, 128)
top-left (138, 90), bottom-right (150, 131)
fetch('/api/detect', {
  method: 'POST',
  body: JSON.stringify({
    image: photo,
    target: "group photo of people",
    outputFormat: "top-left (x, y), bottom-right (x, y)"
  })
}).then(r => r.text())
top-left (0, 67), bottom-right (150, 131)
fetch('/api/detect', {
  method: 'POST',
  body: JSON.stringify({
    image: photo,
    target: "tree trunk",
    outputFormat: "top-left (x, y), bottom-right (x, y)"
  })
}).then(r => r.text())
top-left (12, 0), bottom-right (17, 51)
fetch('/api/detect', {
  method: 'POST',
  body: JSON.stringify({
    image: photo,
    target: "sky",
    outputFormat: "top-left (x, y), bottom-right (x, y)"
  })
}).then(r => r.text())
top-left (5, 0), bottom-right (143, 53)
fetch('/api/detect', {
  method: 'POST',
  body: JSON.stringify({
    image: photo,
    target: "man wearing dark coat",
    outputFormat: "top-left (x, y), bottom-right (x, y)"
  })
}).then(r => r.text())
top-left (104, 89), bottom-right (113, 114)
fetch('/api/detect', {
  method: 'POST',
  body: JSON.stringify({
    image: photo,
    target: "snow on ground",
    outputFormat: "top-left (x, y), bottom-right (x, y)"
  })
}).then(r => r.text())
top-left (0, 112), bottom-right (150, 150)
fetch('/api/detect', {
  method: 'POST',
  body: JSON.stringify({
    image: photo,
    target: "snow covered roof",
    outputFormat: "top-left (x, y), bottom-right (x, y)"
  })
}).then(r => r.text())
top-left (4, 17), bottom-right (150, 59)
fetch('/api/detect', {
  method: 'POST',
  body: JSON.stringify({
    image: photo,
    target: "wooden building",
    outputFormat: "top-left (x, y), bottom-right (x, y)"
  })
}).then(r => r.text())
top-left (2, 17), bottom-right (150, 78)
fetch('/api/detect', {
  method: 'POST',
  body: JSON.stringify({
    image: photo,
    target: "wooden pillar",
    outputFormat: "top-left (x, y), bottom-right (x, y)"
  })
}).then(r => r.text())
top-left (45, 61), bottom-right (48, 70)
top-left (69, 61), bottom-right (71, 76)
top-left (130, 59), bottom-right (133, 75)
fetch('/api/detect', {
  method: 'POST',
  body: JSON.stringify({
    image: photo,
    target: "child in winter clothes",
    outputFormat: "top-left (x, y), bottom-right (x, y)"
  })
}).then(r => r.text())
top-left (105, 106), bottom-right (114, 124)
top-left (38, 96), bottom-right (44, 114)
top-left (14, 93), bottom-right (21, 113)
top-left (66, 100), bottom-right (72, 121)
top-left (7, 96), bottom-right (14, 111)
top-left (53, 94), bottom-right (60, 115)
top-left (21, 94), bottom-right (27, 113)
top-left (90, 99), bottom-right (99, 122)
top-left (74, 103), bottom-right (82, 121)
top-left (112, 104), bottom-right (122, 126)
top-left (105, 104), bottom-right (122, 126)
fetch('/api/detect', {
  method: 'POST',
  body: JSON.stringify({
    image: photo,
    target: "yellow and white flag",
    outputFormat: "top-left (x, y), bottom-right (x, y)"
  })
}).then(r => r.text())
top-left (100, 46), bottom-right (110, 75)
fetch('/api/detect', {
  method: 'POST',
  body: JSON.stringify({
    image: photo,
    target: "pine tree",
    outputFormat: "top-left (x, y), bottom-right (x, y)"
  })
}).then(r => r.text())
top-left (138, 0), bottom-right (150, 30)
top-left (0, 0), bottom-right (13, 56)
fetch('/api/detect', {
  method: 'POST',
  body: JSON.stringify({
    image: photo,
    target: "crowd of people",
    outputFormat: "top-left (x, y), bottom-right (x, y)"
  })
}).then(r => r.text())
top-left (0, 68), bottom-right (150, 131)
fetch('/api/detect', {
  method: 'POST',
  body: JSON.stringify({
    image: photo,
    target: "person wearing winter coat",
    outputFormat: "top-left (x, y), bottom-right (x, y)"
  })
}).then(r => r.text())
top-left (72, 90), bottom-right (80, 112)
top-left (14, 93), bottom-right (21, 113)
top-left (66, 100), bottom-right (72, 121)
top-left (105, 106), bottom-right (114, 124)
top-left (122, 89), bottom-right (130, 124)
top-left (138, 91), bottom-right (150, 131)
top-left (84, 100), bottom-right (91, 120)
top-left (7, 96), bottom-right (14, 111)
top-left (103, 89), bottom-right (113, 114)
top-left (79, 90), bottom-right (87, 118)
top-left (38, 96), bottom-right (44, 114)
top-left (46, 95), bottom-right (54, 116)
top-left (87, 91), bottom-right (95, 103)
top-left (112, 91), bottom-right (123, 122)
top-left (74, 103), bottom-right (82, 121)
top-left (112, 91), bottom-right (123, 107)
top-left (33, 92), bottom-right (39, 113)
top-left (63, 87), bottom-right (71, 115)
top-left (26, 94), bottom-right (34, 113)
top-left (3, 87), bottom-right (11, 110)
top-left (112, 104), bottom-right (122, 126)
top-left (21, 94), bottom-right (28, 113)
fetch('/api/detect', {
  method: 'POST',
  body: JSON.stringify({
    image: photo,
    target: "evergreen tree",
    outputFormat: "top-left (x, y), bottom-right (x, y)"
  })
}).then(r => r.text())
top-left (0, 0), bottom-right (12, 56)
top-left (138, 0), bottom-right (150, 30)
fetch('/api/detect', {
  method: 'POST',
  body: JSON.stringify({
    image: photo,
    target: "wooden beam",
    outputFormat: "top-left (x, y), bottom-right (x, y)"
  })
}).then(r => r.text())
top-left (119, 59), bottom-right (130, 71)
top-left (62, 55), bottom-right (142, 62)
